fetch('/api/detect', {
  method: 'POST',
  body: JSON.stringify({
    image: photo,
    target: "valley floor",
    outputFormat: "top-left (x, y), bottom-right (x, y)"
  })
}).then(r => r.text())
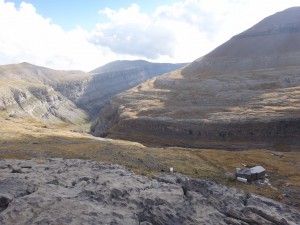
top-left (0, 112), bottom-right (299, 211)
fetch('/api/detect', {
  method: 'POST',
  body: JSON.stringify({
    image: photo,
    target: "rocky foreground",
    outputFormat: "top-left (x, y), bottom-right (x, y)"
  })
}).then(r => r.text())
top-left (0, 159), bottom-right (299, 225)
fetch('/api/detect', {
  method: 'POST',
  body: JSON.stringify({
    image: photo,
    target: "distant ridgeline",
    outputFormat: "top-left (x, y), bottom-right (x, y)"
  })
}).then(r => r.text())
top-left (0, 60), bottom-right (186, 124)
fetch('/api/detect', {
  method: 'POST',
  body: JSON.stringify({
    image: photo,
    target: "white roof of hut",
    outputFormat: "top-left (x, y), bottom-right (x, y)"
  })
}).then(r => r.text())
top-left (249, 166), bottom-right (265, 173)
top-left (237, 166), bottom-right (265, 175)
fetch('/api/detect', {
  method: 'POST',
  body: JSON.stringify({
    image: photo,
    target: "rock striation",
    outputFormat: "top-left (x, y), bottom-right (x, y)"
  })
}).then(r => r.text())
top-left (0, 63), bottom-right (90, 124)
top-left (92, 8), bottom-right (300, 148)
top-left (0, 60), bottom-right (185, 124)
top-left (0, 158), bottom-right (299, 225)
top-left (79, 60), bottom-right (187, 117)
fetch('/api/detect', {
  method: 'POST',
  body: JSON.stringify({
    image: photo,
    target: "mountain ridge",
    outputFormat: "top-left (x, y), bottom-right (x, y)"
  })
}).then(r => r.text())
top-left (0, 60), bottom-right (186, 124)
top-left (92, 7), bottom-right (300, 148)
top-left (91, 60), bottom-right (187, 74)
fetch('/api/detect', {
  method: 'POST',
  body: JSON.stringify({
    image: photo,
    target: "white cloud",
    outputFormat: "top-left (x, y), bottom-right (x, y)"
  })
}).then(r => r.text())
top-left (0, 0), bottom-right (299, 70)
top-left (0, 0), bottom-right (117, 71)
top-left (90, 0), bottom-right (300, 63)
top-left (90, 4), bottom-right (176, 59)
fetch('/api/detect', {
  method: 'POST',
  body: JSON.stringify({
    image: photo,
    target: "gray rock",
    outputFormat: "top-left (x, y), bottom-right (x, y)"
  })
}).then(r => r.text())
top-left (0, 159), bottom-right (299, 225)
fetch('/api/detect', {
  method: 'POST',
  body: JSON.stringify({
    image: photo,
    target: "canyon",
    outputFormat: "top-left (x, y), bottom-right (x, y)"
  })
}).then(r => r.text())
top-left (0, 6), bottom-right (299, 225)
top-left (0, 60), bottom-right (185, 124)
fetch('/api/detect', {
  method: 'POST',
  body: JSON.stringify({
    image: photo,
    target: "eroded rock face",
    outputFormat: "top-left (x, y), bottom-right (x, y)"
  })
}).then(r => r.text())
top-left (0, 61), bottom-right (186, 124)
top-left (55, 60), bottom-right (187, 118)
top-left (0, 63), bottom-right (91, 124)
top-left (79, 60), bottom-right (187, 117)
top-left (0, 84), bottom-right (88, 124)
top-left (0, 158), bottom-right (299, 225)
top-left (92, 8), bottom-right (300, 148)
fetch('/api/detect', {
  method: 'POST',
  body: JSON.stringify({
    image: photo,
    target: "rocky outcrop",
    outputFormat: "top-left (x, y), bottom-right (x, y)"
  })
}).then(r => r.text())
top-left (93, 116), bottom-right (300, 148)
top-left (0, 62), bottom-right (90, 124)
top-left (0, 85), bottom-right (88, 124)
top-left (0, 158), bottom-right (299, 225)
top-left (92, 8), bottom-right (300, 148)
top-left (91, 103), bottom-right (120, 136)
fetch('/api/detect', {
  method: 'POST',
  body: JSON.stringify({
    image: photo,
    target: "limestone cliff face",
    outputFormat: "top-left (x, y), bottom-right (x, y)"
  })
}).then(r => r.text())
top-left (0, 84), bottom-right (88, 124)
top-left (80, 60), bottom-right (187, 117)
top-left (0, 61), bottom-right (186, 125)
top-left (92, 7), bottom-right (300, 148)
top-left (0, 63), bottom-right (90, 124)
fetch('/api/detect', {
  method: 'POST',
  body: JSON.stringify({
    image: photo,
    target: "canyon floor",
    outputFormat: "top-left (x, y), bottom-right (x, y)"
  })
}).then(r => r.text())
top-left (0, 112), bottom-right (299, 212)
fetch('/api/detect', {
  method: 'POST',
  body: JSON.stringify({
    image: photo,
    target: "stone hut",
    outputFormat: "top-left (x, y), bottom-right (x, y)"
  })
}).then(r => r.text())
top-left (236, 166), bottom-right (266, 182)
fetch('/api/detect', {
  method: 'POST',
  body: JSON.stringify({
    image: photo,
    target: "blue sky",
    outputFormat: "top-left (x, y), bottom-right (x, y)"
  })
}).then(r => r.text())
top-left (1, 0), bottom-right (299, 71)
top-left (7, 0), bottom-right (177, 30)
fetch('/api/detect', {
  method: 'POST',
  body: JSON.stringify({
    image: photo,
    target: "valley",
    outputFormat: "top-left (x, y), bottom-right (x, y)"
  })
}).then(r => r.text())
top-left (0, 110), bottom-right (299, 210)
top-left (0, 5), bottom-right (299, 224)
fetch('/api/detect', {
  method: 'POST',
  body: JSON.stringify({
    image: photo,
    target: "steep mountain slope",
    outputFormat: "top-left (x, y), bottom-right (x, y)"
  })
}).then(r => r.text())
top-left (76, 60), bottom-right (187, 117)
top-left (0, 63), bottom-right (90, 124)
top-left (92, 7), bottom-right (300, 148)
top-left (0, 60), bottom-right (186, 125)
top-left (91, 60), bottom-right (186, 74)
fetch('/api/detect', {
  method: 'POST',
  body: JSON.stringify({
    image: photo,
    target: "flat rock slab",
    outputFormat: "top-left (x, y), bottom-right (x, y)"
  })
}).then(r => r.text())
top-left (0, 158), bottom-right (299, 225)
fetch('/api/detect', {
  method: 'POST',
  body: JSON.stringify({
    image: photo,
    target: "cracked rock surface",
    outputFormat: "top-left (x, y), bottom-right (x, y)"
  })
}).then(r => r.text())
top-left (0, 158), bottom-right (299, 225)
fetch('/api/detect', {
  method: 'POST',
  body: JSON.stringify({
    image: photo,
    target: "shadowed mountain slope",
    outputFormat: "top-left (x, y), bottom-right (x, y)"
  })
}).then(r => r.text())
top-left (76, 60), bottom-right (187, 117)
top-left (91, 60), bottom-right (186, 74)
top-left (92, 7), bottom-right (300, 148)
top-left (0, 60), bottom-right (186, 124)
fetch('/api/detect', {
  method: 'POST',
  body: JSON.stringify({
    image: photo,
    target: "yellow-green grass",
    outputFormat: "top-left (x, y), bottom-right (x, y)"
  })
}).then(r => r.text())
top-left (0, 114), bottom-right (299, 210)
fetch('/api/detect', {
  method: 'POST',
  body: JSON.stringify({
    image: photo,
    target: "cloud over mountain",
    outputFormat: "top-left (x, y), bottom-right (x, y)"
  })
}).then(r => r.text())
top-left (0, 0), bottom-right (299, 70)
top-left (0, 0), bottom-right (113, 70)
top-left (90, 4), bottom-right (176, 59)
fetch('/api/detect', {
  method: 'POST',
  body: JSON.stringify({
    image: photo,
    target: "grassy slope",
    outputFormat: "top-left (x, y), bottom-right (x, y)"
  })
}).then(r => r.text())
top-left (0, 111), bottom-right (299, 210)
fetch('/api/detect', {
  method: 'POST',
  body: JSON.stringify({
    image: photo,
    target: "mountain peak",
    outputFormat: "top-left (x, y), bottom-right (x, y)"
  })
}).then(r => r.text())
top-left (184, 7), bottom-right (300, 75)
top-left (90, 60), bottom-right (187, 74)
top-left (236, 6), bottom-right (300, 38)
top-left (284, 6), bottom-right (300, 11)
top-left (19, 62), bottom-right (39, 68)
top-left (92, 7), bottom-right (300, 149)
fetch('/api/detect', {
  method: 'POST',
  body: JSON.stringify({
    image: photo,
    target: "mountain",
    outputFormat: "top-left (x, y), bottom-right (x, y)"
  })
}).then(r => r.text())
top-left (0, 60), bottom-right (186, 125)
top-left (91, 7), bottom-right (300, 148)
top-left (185, 7), bottom-right (300, 75)
top-left (91, 60), bottom-right (186, 74)
top-left (76, 60), bottom-right (187, 117)
top-left (0, 62), bottom-right (90, 124)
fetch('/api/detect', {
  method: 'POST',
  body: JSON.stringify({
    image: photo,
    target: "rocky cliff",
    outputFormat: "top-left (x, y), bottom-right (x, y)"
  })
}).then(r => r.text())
top-left (0, 158), bottom-right (299, 225)
top-left (0, 60), bottom-right (185, 124)
top-left (92, 7), bottom-right (300, 148)
top-left (79, 60), bottom-right (187, 117)
top-left (0, 63), bottom-right (90, 124)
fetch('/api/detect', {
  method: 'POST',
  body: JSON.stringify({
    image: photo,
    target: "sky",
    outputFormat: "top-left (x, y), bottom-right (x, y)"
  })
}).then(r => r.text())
top-left (0, 0), bottom-right (299, 71)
